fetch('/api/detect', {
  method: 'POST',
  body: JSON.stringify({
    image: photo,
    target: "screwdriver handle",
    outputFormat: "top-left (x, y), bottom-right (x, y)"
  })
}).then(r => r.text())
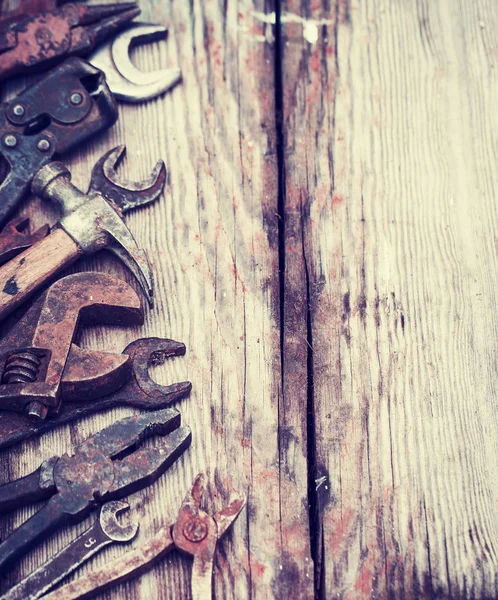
top-left (0, 228), bottom-right (81, 322)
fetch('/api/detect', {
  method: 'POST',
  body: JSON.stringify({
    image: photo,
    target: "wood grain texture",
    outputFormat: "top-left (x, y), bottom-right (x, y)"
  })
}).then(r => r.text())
top-left (0, 0), bottom-right (496, 598)
top-left (279, 0), bottom-right (498, 598)
top-left (0, 0), bottom-right (313, 599)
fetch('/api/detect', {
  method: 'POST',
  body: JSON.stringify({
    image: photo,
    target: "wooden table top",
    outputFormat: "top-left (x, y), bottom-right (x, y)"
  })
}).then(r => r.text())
top-left (0, 1), bottom-right (496, 598)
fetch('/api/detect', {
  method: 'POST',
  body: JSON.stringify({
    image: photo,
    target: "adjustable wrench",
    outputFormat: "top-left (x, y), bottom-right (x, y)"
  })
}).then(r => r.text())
top-left (2, 500), bottom-right (139, 600)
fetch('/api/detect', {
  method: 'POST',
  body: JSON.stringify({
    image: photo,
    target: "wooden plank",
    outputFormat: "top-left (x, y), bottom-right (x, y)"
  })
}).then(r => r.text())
top-left (0, 1), bottom-right (314, 599)
top-left (280, 0), bottom-right (498, 598)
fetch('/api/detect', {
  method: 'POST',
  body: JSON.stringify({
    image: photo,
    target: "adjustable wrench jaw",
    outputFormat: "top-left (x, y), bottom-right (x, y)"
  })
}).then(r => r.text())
top-left (0, 272), bottom-right (142, 421)
top-left (0, 337), bottom-right (192, 449)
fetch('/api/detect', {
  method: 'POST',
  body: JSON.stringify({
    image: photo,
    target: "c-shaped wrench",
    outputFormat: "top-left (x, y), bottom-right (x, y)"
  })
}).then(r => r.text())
top-left (2, 500), bottom-right (139, 600)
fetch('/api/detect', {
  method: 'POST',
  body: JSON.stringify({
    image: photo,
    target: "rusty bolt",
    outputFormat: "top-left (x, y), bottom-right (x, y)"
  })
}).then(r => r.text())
top-left (12, 104), bottom-right (25, 117)
top-left (3, 134), bottom-right (17, 148)
top-left (25, 401), bottom-right (48, 422)
top-left (183, 517), bottom-right (208, 543)
top-left (69, 92), bottom-right (83, 106)
top-left (37, 139), bottom-right (51, 152)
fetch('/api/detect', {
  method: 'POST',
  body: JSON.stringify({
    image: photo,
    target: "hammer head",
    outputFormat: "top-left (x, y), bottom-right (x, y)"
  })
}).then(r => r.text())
top-left (31, 146), bottom-right (166, 306)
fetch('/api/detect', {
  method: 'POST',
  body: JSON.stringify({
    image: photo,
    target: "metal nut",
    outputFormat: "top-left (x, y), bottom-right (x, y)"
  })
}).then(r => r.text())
top-left (25, 401), bottom-right (48, 422)
top-left (69, 92), bottom-right (83, 106)
top-left (12, 104), bottom-right (25, 117)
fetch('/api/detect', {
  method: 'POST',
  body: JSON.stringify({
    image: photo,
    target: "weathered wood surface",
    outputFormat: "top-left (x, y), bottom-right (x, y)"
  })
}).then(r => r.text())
top-left (278, 0), bottom-right (498, 598)
top-left (0, 0), bottom-right (497, 599)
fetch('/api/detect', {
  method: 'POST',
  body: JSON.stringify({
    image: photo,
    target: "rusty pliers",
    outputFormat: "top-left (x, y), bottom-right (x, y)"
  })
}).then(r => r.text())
top-left (0, 408), bottom-right (191, 571)
top-left (0, 3), bottom-right (140, 80)
top-left (39, 474), bottom-right (246, 600)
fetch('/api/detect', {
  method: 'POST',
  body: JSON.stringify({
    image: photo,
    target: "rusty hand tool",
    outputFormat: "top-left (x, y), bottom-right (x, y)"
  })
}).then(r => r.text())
top-left (88, 22), bottom-right (182, 102)
top-left (0, 216), bottom-right (49, 265)
top-left (0, 271), bottom-right (144, 421)
top-left (0, 57), bottom-right (117, 226)
top-left (0, 336), bottom-right (192, 448)
top-left (0, 3), bottom-right (140, 80)
top-left (2, 500), bottom-right (139, 600)
top-left (0, 407), bottom-right (191, 571)
top-left (0, 145), bottom-right (165, 322)
top-left (0, 24), bottom-right (179, 227)
top-left (0, 1), bottom-right (81, 24)
top-left (40, 474), bottom-right (246, 600)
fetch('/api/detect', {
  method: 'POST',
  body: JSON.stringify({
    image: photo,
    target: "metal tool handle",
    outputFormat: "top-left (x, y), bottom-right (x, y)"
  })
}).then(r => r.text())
top-left (0, 172), bottom-right (32, 229)
top-left (0, 228), bottom-right (81, 322)
top-left (0, 496), bottom-right (70, 572)
top-left (2, 507), bottom-right (130, 600)
top-left (38, 527), bottom-right (175, 600)
top-left (0, 466), bottom-right (54, 514)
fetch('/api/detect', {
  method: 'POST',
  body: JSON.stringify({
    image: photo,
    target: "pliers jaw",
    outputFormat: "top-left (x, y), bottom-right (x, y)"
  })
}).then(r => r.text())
top-left (0, 408), bottom-right (192, 571)
top-left (0, 3), bottom-right (141, 80)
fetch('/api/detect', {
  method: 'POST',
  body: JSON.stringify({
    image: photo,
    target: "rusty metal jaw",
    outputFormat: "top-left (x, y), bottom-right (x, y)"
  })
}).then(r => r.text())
top-left (0, 3), bottom-right (141, 80)
top-left (0, 217), bottom-right (49, 265)
top-left (0, 408), bottom-right (192, 572)
top-left (0, 272), bottom-right (143, 421)
top-left (0, 336), bottom-right (192, 450)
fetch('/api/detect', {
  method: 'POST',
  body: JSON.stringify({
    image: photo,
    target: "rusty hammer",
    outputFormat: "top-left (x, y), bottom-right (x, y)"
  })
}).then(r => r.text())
top-left (0, 146), bottom-right (165, 321)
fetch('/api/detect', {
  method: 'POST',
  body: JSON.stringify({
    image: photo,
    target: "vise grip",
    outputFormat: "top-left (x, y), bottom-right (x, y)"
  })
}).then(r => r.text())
top-left (0, 57), bottom-right (117, 225)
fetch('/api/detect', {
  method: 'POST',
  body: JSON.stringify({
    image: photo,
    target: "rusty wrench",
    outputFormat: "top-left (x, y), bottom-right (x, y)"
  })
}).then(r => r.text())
top-left (0, 217), bottom-right (49, 265)
top-left (40, 474), bottom-right (246, 600)
top-left (0, 271), bottom-right (144, 421)
top-left (0, 337), bottom-right (192, 449)
top-left (2, 500), bottom-right (139, 600)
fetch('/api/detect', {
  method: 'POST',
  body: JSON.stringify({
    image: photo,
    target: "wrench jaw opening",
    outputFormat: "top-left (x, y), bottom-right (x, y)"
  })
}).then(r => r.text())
top-left (99, 500), bottom-right (139, 543)
top-left (88, 23), bottom-right (182, 103)
top-left (123, 337), bottom-right (192, 406)
top-left (0, 272), bottom-right (143, 422)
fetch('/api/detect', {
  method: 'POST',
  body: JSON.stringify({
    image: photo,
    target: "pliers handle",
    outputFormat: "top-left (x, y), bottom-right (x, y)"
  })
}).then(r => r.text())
top-left (0, 3), bottom-right (140, 80)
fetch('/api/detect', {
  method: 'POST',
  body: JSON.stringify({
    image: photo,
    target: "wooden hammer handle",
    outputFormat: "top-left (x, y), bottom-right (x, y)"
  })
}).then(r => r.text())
top-left (0, 228), bottom-right (81, 321)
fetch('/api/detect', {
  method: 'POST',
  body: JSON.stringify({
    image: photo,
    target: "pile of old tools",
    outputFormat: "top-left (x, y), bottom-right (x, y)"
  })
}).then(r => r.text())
top-left (0, 2), bottom-right (245, 599)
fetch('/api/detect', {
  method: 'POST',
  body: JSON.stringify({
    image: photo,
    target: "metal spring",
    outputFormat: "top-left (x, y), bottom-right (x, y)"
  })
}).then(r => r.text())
top-left (3, 352), bottom-right (41, 384)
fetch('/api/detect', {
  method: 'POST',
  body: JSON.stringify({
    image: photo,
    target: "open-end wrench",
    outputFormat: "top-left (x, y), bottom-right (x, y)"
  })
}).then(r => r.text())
top-left (0, 217), bottom-right (49, 265)
top-left (2, 500), bottom-right (139, 600)
top-left (88, 22), bottom-right (181, 102)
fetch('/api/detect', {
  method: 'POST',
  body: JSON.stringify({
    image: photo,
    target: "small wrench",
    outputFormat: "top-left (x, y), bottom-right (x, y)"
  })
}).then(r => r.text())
top-left (2, 500), bottom-right (139, 600)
